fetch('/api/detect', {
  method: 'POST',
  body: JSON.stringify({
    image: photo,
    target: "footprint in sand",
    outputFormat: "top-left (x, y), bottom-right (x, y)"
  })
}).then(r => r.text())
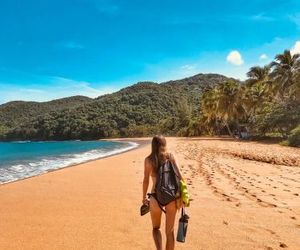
top-left (223, 220), bottom-right (228, 225)
top-left (265, 229), bottom-right (277, 235)
top-left (279, 242), bottom-right (288, 248)
top-left (256, 199), bottom-right (277, 208)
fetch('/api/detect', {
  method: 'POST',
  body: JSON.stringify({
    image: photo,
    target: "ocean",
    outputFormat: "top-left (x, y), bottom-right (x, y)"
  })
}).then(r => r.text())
top-left (0, 140), bottom-right (138, 184)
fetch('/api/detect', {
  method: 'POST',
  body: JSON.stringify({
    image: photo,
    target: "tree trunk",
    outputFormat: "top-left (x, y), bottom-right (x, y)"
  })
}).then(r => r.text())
top-left (225, 122), bottom-right (233, 137)
top-left (236, 122), bottom-right (242, 138)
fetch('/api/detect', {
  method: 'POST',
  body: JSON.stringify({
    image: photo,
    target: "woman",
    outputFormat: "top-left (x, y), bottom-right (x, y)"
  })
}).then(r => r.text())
top-left (142, 135), bottom-right (183, 250)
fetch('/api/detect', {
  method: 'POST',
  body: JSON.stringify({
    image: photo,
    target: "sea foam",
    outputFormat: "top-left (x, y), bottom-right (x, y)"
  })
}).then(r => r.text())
top-left (0, 141), bottom-right (138, 184)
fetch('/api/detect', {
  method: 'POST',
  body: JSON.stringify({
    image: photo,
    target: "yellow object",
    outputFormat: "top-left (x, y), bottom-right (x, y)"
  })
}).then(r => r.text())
top-left (180, 180), bottom-right (190, 207)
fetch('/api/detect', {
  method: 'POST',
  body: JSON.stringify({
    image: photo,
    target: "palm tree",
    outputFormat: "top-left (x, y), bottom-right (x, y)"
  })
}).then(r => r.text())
top-left (201, 87), bottom-right (219, 134)
top-left (201, 80), bottom-right (248, 137)
top-left (240, 82), bottom-right (268, 132)
top-left (242, 65), bottom-right (271, 117)
top-left (242, 66), bottom-right (269, 122)
top-left (270, 50), bottom-right (300, 99)
top-left (246, 65), bottom-right (271, 86)
top-left (215, 80), bottom-right (246, 136)
top-left (246, 65), bottom-right (273, 95)
top-left (201, 88), bottom-right (218, 121)
top-left (293, 70), bottom-right (300, 100)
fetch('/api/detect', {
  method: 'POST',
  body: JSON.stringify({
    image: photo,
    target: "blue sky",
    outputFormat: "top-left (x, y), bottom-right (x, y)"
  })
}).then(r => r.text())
top-left (0, 0), bottom-right (300, 103)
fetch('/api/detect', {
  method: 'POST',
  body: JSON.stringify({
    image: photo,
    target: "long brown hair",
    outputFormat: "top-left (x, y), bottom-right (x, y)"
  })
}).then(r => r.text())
top-left (148, 135), bottom-right (168, 171)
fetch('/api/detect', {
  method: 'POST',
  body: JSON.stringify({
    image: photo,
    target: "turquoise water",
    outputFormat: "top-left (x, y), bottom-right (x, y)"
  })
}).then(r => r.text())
top-left (0, 140), bottom-right (138, 184)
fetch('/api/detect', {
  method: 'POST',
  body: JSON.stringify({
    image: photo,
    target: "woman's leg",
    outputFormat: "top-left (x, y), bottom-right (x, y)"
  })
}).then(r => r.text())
top-left (150, 197), bottom-right (162, 250)
top-left (165, 200), bottom-right (177, 250)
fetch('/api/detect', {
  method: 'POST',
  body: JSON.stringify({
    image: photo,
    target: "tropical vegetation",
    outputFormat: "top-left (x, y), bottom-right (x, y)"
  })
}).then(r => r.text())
top-left (0, 74), bottom-right (228, 140)
top-left (0, 49), bottom-right (299, 147)
top-left (200, 49), bottom-right (300, 146)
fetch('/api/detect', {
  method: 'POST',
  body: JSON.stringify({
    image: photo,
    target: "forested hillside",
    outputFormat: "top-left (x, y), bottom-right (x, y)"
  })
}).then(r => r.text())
top-left (0, 96), bottom-right (92, 127)
top-left (1, 48), bottom-right (299, 148)
top-left (0, 74), bottom-right (230, 140)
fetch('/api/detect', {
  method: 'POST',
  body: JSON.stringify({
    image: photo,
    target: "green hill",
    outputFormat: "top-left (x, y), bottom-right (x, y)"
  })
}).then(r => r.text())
top-left (0, 73), bottom-right (231, 140)
top-left (0, 96), bottom-right (93, 128)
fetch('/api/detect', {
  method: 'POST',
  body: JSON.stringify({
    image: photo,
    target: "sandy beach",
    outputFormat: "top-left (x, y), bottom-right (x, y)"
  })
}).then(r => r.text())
top-left (0, 137), bottom-right (300, 250)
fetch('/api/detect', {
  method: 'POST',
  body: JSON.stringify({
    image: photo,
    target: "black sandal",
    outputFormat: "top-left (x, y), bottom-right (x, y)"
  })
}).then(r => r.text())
top-left (140, 203), bottom-right (150, 216)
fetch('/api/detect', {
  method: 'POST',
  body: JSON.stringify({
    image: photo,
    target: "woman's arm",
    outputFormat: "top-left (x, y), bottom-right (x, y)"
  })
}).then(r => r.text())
top-left (142, 157), bottom-right (151, 204)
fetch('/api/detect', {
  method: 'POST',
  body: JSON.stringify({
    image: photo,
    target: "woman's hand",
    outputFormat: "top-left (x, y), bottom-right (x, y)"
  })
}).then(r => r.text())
top-left (142, 197), bottom-right (150, 205)
top-left (142, 158), bottom-right (151, 206)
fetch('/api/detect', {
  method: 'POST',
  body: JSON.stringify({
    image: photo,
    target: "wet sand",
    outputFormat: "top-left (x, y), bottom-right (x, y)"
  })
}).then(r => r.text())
top-left (0, 137), bottom-right (299, 249)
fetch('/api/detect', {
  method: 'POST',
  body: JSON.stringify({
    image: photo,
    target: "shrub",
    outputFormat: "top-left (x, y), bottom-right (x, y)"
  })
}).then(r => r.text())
top-left (285, 125), bottom-right (300, 147)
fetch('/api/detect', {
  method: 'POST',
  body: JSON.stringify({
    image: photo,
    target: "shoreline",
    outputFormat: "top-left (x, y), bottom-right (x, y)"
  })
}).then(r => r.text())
top-left (0, 137), bottom-right (299, 249)
top-left (0, 138), bottom-right (149, 187)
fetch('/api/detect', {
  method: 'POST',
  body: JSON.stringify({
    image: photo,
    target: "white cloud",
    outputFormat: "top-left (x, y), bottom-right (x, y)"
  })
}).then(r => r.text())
top-left (259, 53), bottom-right (268, 60)
top-left (289, 14), bottom-right (300, 29)
top-left (0, 77), bottom-right (118, 104)
top-left (180, 64), bottom-right (197, 71)
top-left (226, 50), bottom-right (244, 66)
top-left (250, 13), bottom-right (274, 22)
top-left (291, 41), bottom-right (300, 56)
